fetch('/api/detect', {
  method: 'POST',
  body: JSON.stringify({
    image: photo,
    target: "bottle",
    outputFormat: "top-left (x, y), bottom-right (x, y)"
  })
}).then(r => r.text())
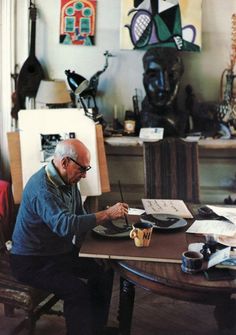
top-left (132, 89), bottom-right (141, 135)
top-left (113, 104), bottom-right (123, 132)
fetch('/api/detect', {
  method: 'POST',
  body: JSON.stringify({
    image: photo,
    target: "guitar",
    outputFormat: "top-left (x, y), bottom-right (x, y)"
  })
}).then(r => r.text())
top-left (12, 2), bottom-right (44, 119)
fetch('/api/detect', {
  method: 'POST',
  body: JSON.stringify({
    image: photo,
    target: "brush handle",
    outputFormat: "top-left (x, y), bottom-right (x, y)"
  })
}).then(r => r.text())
top-left (118, 180), bottom-right (129, 226)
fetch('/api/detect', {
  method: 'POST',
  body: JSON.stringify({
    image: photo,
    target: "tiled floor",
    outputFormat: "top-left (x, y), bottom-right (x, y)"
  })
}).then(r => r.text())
top-left (0, 273), bottom-right (235, 335)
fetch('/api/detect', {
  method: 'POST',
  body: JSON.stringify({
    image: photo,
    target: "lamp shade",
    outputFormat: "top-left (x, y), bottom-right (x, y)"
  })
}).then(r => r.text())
top-left (65, 70), bottom-right (89, 95)
top-left (36, 80), bottom-right (71, 104)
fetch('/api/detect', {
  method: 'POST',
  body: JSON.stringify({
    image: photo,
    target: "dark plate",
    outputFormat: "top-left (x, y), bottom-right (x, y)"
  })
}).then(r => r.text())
top-left (92, 219), bottom-right (132, 239)
top-left (140, 213), bottom-right (187, 230)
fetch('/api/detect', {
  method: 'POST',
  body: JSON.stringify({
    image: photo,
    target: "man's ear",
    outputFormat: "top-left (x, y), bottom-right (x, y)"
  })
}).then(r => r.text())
top-left (61, 157), bottom-right (69, 169)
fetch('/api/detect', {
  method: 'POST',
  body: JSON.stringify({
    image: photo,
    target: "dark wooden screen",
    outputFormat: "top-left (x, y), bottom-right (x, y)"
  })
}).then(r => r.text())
top-left (143, 138), bottom-right (200, 203)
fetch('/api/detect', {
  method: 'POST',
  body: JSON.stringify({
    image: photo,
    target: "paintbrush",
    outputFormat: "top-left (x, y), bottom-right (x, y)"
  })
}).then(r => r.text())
top-left (118, 180), bottom-right (129, 227)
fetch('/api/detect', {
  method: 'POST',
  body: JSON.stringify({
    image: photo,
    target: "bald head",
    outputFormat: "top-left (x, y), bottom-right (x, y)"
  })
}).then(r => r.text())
top-left (54, 139), bottom-right (89, 162)
top-left (53, 139), bottom-right (91, 184)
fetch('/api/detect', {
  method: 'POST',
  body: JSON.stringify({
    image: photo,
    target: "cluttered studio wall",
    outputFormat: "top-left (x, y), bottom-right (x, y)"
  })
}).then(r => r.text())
top-left (25, 0), bottom-right (236, 117)
top-left (0, 0), bottom-right (236, 179)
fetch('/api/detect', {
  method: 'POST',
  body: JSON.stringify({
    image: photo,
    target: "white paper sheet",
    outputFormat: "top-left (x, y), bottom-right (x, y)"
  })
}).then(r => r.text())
top-left (207, 247), bottom-right (231, 268)
top-left (186, 220), bottom-right (236, 236)
top-left (128, 208), bottom-right (145, 215)
top-left (139, 127), bottom-right (164, 142)
top-left (142, 199), bottom-right (193, 218)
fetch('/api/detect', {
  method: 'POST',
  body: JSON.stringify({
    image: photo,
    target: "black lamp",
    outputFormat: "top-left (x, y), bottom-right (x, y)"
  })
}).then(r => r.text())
top-left (65, 70), bottom-right (106, 126)
top-left (65, 70), bottom-right (89, 95)
top-left (65, 69), bottom-right (93, 118)
top-left (65, 69), bottom-right (101, 122)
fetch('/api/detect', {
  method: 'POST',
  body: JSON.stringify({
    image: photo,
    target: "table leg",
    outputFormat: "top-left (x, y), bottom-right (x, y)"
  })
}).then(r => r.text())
top-left (214, 298), bottom-right (236, 333)
top-left (118, 277), bottom-right (135, 335)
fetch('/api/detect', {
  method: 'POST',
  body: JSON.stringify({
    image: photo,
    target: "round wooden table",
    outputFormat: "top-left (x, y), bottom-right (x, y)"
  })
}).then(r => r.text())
top-left (112, 259), bottom-right (236, 335)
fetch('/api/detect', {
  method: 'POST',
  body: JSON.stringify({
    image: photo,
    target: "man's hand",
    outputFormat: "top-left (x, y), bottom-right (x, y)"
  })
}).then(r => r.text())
top-left (95, 202), bottom-right (129, 224)
top-left (106, 202), bottom-right (129, 220)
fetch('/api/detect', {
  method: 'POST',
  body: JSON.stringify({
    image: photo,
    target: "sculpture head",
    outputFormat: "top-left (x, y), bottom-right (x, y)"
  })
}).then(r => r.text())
top-left (142, 47), bottom-right (184, 107)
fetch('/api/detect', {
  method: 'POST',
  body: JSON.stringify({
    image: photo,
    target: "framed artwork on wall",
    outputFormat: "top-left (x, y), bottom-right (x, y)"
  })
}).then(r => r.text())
top-left (60, 0), bottom-right (97, 45)
top-left (120, 0), bottom-right (202, 51)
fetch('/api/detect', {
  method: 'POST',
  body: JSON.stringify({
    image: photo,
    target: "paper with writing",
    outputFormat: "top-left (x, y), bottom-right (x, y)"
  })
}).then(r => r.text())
top-left (186, 220), bottom-right (236, 236)
top-left (142, 199), bottom-right (193, 218)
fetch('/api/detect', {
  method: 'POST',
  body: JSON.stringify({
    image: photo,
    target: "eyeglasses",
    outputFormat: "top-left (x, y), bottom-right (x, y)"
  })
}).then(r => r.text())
top-left (68, 157), bottom-right (91, 173)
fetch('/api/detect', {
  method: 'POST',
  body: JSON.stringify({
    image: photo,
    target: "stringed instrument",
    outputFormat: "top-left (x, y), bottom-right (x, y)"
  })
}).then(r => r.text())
top-left (12, 1), bottom-right (44, 119)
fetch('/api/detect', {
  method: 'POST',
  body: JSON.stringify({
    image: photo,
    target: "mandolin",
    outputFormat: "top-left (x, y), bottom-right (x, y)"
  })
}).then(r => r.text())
top-left (12, 2), bottom-right (44, 119)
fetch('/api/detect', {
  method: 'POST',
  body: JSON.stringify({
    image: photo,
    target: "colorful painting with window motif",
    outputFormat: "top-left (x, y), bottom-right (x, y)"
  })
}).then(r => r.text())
top-left (120, 0), bottom-right (202, 51)
top-left (60, 0), bottom-right (97, 45)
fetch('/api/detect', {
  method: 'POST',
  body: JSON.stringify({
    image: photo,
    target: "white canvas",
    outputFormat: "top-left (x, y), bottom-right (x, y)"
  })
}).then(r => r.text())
top-left (18, 108), bottom-right (101, 196)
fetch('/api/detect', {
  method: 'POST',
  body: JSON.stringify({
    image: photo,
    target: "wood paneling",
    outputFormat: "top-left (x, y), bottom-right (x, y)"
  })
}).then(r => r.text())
top-left (7, 132), bottom-right (23, 204)
top-left (96, 125), bottom-right (110, 193)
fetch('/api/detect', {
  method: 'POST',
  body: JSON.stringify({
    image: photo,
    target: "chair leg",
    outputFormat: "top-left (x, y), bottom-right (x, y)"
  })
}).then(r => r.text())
top-left (25, 315), bottom-right (36, 335)
top-left (8, 295), bottom-right (61, 335)
top-left (3, 304), bottom-right (35, 335)
top-left (4, 303), bottom-right (15, 317)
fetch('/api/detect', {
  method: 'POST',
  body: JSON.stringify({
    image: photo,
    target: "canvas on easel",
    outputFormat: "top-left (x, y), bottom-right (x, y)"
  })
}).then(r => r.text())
top-left (8, 108), bottom-right (110, 203)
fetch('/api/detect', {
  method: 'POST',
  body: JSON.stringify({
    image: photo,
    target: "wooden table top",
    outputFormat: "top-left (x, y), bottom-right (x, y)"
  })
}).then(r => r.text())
top-left (113, 259), bottom-right (236, 293)
top-left (111, 261), bottom-right (236, 311)
top-left (79, 223), bottom-right (198, 263)
top-left (80, 207), bottom-right (236, 333)
top-left (80, 221), bottom-right (236, 303)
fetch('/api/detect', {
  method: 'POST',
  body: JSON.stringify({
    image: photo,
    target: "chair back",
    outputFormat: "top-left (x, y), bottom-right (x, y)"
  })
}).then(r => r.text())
top-left (143, 137), bottom-right (200, 203)
top-left (0, 180), bottom-right (61, 334)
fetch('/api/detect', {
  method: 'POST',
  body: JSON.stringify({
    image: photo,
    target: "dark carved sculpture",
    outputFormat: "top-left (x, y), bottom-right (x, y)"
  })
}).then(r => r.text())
top-left (141, 47), bottom-right (186, 137)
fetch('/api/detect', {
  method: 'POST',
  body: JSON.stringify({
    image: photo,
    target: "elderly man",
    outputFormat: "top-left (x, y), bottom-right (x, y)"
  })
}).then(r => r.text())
top-left (10, 139), bottom-right (128, 335)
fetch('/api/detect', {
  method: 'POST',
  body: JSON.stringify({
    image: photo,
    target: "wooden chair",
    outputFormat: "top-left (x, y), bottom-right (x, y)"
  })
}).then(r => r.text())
top-left (143, 137), bottom-right (200, 203)
top-left (0, 180), bottom-right (62, 335)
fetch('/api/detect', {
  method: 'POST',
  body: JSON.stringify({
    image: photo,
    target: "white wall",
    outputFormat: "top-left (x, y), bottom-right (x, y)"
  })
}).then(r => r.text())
top-left (15, 0), bottom-right (236, 124)
top-left (24, 0), bottom-right (145, 122)
top-left (180, 0), bottom-right (236, 102)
